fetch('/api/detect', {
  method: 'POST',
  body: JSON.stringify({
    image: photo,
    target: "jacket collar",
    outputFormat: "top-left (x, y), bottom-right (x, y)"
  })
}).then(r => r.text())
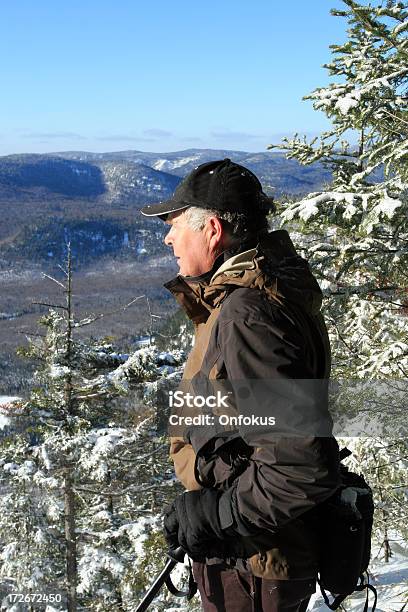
top-left (164, 230), bottom-right (323, 322)
top-left (163, 245), bottom-right (259, 322)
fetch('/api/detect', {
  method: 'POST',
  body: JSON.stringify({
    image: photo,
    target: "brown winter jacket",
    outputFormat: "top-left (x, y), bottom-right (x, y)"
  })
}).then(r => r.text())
top-left (164, 229), bottom-right (340, 580)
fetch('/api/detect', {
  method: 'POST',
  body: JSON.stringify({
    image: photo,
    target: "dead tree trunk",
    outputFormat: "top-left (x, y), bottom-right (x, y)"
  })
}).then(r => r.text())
top-left (64, 468), bottom-right (78, 611)
top-left (63, 247), bottom-right (78, 611)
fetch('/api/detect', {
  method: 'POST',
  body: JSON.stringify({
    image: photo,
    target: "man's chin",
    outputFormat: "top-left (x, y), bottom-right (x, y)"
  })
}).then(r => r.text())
top-left (177, 261), bottom-right (213, 277)
top-left (178, 265), bottom-right (192, 277)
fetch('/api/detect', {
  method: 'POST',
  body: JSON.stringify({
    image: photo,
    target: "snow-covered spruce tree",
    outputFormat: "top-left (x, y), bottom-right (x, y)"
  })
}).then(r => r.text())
top-left (269, 0), bottom-right (408, 557)
top-left (0, 250), bottom-right (191, 611)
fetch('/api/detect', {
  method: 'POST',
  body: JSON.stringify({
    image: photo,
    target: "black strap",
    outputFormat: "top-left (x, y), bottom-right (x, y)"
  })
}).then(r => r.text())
top-left (339, 447), bottom-right (352, 461)
top-left (319, 584), bottom-right (349, 610)
top-left (357, 573), bottom-right (377, 612)
top-left (361, 574), bottom-right (377, 612)
top-left (317, 576), bottom-right (347, 610)
top-left (318, 574), bottom-right (377, 611)
top-left (165, 557), bottom-right (197, 600)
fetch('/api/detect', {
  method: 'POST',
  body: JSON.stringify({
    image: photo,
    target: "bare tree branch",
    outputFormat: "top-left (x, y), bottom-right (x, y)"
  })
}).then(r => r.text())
top-left (42, 273), bottom-right (66, 289)
top-left (74, 295), bottom-right (146, 328)
top-left (32, 301), bottom-right (68, 310)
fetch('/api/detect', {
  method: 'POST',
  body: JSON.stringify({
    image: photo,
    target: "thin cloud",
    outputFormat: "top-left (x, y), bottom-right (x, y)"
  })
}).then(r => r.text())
top-left (211, 129), bottom-right (260, 142)
top-left (181, 136), bottom-right (203, 143)
top-left (22, 131), bottom-right (87, 140)
top-left (96, 134), bottom-right (155, 143)
top-left (143, 128), bottom-right (173, 138)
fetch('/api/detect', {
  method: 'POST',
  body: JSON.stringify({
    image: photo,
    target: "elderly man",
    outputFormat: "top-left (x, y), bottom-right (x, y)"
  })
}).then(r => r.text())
top-left (141, 159), bottom-right (340, 612)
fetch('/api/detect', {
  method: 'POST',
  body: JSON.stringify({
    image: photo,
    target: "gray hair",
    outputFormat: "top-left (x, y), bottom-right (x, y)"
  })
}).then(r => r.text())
top-left (183, 206), bottom-right (268, 244)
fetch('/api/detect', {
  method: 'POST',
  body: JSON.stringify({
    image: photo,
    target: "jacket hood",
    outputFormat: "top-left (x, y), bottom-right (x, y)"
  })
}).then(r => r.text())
top-left (164, 230), bottom-right (323, 320)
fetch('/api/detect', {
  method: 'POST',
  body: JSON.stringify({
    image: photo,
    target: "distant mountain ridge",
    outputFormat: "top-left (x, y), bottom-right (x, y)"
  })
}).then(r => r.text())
top-left (0, 154), bottom-right (180, 203)
top-left (0, 148), bottom-right (331, 202)
top-left (0, 148), bottom-right (332, 266)
top-left (55, 148), bottom-right (332, 195)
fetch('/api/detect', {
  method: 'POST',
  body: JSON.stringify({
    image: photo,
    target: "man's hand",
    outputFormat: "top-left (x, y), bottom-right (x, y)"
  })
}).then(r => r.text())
top-left (163, 502), bottom-right (180, 554)
top-left (163, 489), bottom-right (246, 561)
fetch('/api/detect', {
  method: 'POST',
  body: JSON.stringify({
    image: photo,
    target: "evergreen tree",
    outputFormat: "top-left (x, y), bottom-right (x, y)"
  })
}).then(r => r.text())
top-left (0, 250), bottom-right (191, 610)
top-left (269, 0), bottom-right (408, 558)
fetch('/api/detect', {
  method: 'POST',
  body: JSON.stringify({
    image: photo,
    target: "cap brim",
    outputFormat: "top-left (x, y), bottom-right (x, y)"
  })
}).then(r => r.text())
top-left (140, 200), bottom-right (190, 219)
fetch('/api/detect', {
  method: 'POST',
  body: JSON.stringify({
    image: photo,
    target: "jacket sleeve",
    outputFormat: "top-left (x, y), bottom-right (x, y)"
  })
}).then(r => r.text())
top-left (216, 296), bottom-right (340, 534)
top-left (170, 436), bottom-right (202, 492)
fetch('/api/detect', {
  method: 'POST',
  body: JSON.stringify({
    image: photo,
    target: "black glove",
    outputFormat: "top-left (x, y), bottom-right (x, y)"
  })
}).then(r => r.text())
top-left (164, 489), bottom-right (252, 561)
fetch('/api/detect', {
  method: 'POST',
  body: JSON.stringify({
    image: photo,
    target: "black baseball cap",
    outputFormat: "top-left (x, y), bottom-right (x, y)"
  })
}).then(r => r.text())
top-left (140, 158), bottom-right (274, 219)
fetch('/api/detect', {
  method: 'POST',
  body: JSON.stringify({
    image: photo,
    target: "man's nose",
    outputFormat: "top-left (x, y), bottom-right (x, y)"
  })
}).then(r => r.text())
top-left (164, 229), bottom-right (173, 246)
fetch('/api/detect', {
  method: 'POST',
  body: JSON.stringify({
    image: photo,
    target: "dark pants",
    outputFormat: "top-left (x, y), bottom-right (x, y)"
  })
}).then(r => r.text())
top-left (192, 562), bottom-right (315, 612)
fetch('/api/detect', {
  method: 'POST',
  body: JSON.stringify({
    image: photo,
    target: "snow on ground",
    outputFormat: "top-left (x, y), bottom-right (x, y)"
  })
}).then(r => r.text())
top-left (153, 156), bottom-right (199, 172)
top-left (170, 156), bottom-right (200, 169)
top-left (153, 159), bottom-right (169, 172)
top-left (0, 396), bottom-right (20, 429)
top-left (0, 396), bottom-right (20, 405)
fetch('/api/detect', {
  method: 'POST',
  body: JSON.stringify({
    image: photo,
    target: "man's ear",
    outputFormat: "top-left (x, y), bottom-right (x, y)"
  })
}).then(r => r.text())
top-left (206, 215), bottom-right (224, 252)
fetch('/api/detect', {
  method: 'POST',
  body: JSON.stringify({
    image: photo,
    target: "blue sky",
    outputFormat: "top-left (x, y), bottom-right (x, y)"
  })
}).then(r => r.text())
top-left (0, 0), bottom-right (349, 155)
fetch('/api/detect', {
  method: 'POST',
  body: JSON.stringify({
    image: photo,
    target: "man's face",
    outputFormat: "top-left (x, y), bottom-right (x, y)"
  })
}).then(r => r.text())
top-left (164, 209), bottom-right (218, 277)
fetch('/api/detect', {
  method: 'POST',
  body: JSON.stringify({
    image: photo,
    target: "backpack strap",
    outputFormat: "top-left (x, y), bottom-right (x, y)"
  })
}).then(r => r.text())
top-left (318, 574), bottom-right (377, 611)
top-left (359, 574), bottom-right (377, 612)
top-left (318, 580), bottom-right (349, 610)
